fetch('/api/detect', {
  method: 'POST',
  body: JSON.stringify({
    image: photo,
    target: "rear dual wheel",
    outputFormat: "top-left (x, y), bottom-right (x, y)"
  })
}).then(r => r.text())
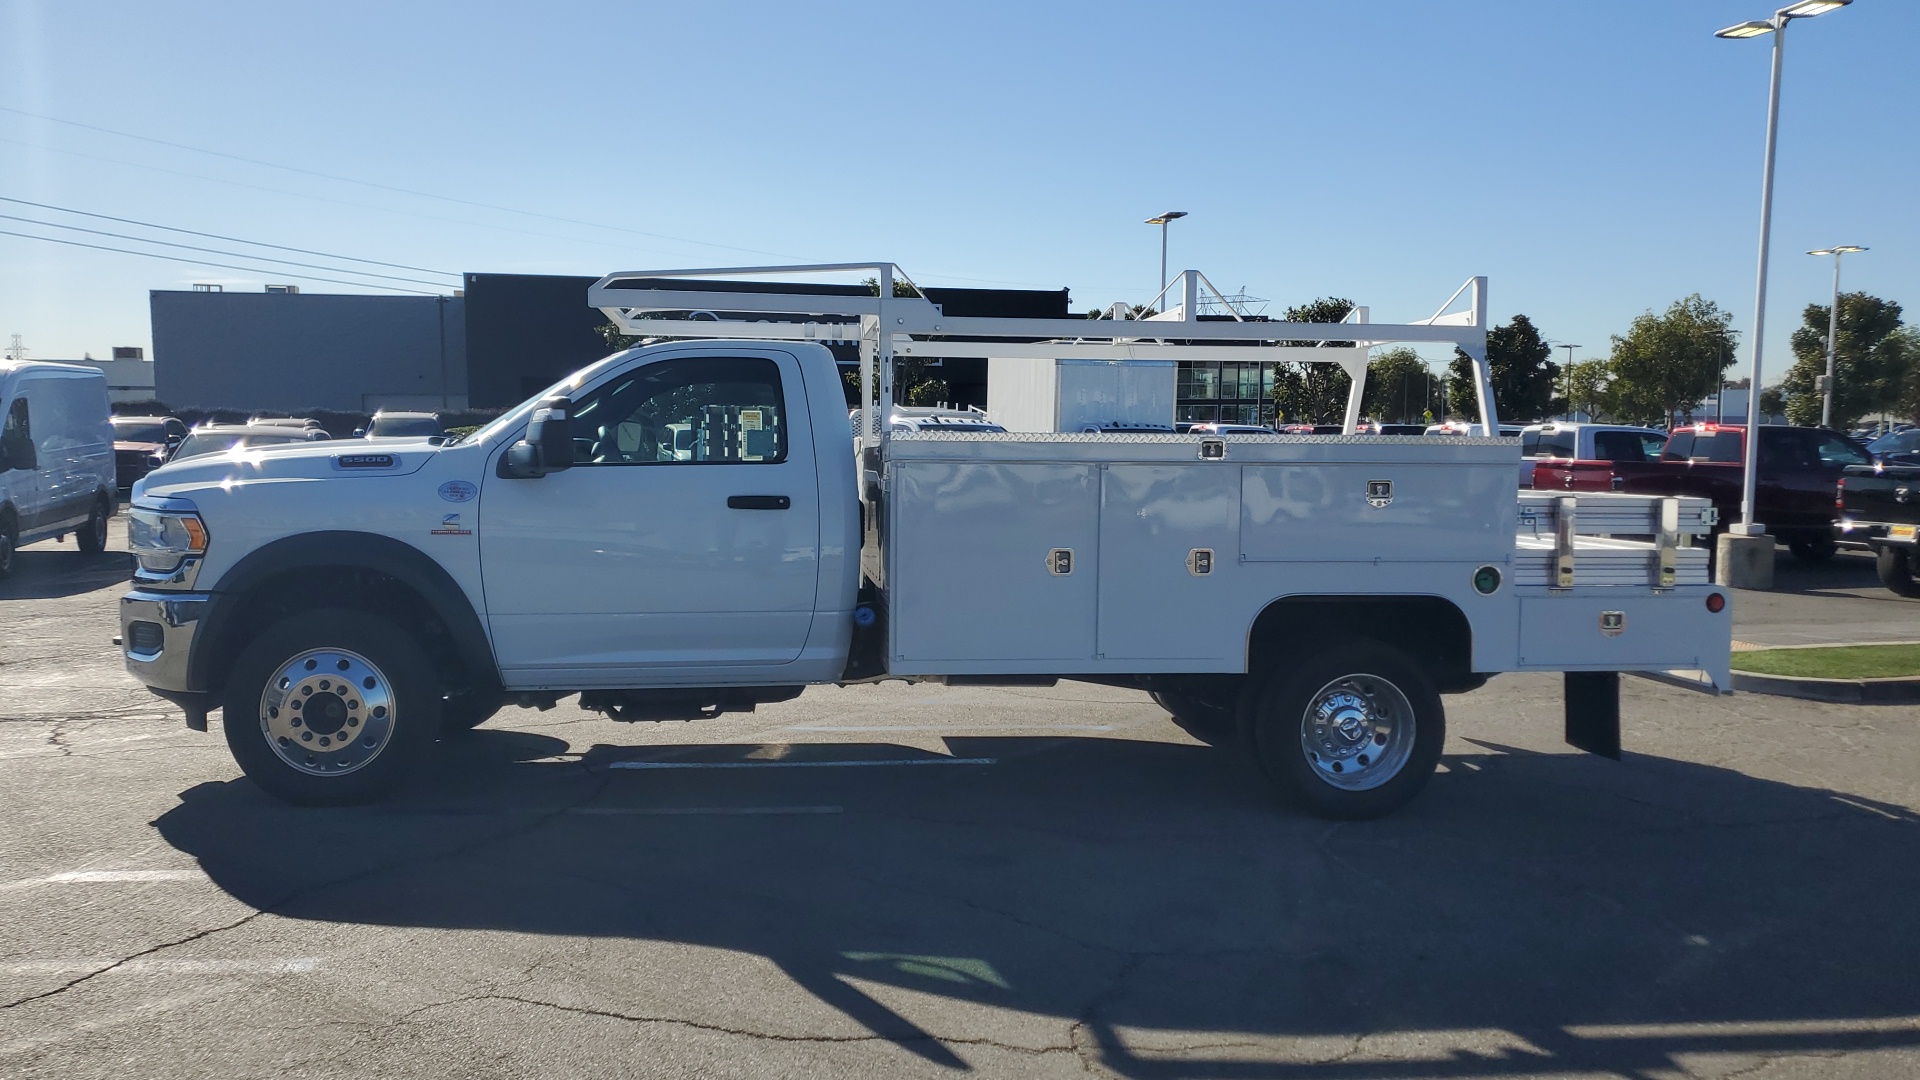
top-left (1248, 641), bottom-right (1446, 820)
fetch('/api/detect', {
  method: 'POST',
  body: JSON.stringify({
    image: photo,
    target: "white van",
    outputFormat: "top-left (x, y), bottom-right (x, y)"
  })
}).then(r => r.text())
top-left (0, 361), bottom-right (117, 575)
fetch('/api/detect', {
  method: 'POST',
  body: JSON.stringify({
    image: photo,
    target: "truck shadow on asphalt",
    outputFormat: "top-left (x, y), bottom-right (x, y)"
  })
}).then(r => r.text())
top-left (0, 547), bottom-right (132, 601)
top-left (155, 729), bottom-right (1920, 1077)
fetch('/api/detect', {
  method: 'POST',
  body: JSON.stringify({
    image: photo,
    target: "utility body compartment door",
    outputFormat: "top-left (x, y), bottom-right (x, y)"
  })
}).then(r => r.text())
top-left (479, 350), bottom-right (821, 684)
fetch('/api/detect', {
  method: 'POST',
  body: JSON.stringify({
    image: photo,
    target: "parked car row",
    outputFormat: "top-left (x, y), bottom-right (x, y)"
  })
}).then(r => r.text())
top-left (107, 409), bottom-right (450, 489)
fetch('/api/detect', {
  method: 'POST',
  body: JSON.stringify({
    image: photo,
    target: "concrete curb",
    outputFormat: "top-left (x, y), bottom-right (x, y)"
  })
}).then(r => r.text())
top-left (1730, 670), bottom-right (1920, 705)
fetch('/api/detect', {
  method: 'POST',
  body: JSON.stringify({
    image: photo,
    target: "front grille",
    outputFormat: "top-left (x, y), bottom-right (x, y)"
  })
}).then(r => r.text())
top-left (127, 621), bottom-right (165, 655)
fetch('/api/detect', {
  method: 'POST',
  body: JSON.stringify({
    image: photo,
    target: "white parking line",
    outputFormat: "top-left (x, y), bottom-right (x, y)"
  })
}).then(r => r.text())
top-left (1, 958), bottom-right (319, 975)
top-left (784, 723), bottom-right (1113, 732)
top-left (0, 870), bottom-right (200, 892)
top-left (609, 757), bottom-right (997, 771)
top-left (566, 806), bottom-right (843, 815)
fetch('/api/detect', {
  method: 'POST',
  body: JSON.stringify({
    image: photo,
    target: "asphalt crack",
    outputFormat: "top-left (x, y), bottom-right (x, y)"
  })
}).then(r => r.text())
top-left (0, 910), bottom-right (267, 1010)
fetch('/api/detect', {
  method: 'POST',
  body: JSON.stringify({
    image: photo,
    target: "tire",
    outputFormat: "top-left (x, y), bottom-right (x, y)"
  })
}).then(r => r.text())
top-left (1249, 640), bottom-right (1445, 820)
top-left (0, 509), bottom-right (14, 579)
top-left (1787, 535), bottom-right (1836, 563)
top-left (440, 689), bottom-right (504, 733)
top-left (76, 495), bottom-right (109, 555)
top-left (1877, 546), bottom-right (1920, 599)
top-left (1151, 689), bottom-right (1238, 747)
top-left (222, 608), bottom-right (442, 805)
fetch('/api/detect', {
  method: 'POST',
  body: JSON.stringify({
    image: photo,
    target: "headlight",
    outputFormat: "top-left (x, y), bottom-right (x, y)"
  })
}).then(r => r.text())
top-left (128, 503), bottom-right (209, 573)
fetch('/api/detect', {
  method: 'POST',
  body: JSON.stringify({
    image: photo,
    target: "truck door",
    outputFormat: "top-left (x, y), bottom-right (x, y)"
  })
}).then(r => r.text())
top-left (478, 351), bottom-right (822, 683)
top-left (0, 396), bottom-right (39, 529)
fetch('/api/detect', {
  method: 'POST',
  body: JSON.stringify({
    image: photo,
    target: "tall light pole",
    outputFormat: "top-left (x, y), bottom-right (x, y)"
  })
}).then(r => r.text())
top-left (1807, 245), bottom-right (1865, 428)
top-left (1715, 0), bottom-right (1851, 539)
top-left (1144, 211), bottom-right (1187, 301)
top-left (1558, 344), bottom-right (1580, 418)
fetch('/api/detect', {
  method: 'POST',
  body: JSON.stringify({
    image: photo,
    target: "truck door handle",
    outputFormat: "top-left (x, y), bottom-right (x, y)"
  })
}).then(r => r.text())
top-left (727, 495), bottom-right (790, 510)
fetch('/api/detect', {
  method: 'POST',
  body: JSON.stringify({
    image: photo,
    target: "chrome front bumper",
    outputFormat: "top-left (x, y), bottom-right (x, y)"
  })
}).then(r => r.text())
top-left (121, 589), bottom-right (211, 694)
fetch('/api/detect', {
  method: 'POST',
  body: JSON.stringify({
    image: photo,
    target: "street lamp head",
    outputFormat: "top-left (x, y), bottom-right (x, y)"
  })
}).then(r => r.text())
top-left (1781, 0), bottom-right (1850, 17)
top-left (1715, 20), bottom-right (1774, 37)
top-left (1144, 211), bottom-right (1188, 225)
top-left (1808, 246), bottom-right (1867, 256)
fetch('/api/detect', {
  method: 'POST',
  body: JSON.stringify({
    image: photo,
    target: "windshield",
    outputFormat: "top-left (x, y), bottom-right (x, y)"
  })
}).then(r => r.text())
top-left (173, 431), bottom-right (309, 460)
top-left (369, 416), bottom-right (442, 437)
top-left (112, 418), bottom-right (169, 442)
top-left (460, 350), bottom-right (638, 446)
top-left (1868, 430), bottom-right (1920, 455)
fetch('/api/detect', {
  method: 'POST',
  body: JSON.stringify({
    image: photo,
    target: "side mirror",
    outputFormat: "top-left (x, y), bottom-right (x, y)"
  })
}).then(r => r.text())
top-left (497, 396), bottom-right (576, 479)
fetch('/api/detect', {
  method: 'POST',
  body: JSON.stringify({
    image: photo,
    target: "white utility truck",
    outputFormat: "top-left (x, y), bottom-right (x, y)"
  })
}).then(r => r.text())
top-left (121, 264), bottom-right (1732, 818)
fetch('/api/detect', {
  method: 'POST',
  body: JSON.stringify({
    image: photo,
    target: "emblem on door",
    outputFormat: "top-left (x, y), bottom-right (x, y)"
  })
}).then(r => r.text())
top-left (1599, 610), bottom-right (1626, 637)
top-left (1366, 480), bottom-right (1394, 508)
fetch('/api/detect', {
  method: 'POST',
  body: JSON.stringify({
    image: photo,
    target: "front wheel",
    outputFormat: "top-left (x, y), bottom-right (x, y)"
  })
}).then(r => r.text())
top-left (76, 495), bottom-right (109, 554)
top-left (1250, 640), bottom-right (1445, 820)
top-left (1877, 546), bottom-right (1920, 599)
top-left (222, 609), bottom-right (441, 805)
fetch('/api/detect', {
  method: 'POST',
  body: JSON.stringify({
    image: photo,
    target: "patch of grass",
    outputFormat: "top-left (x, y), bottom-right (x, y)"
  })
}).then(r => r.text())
top-left (1732, 644), bottom-right (1920, 680)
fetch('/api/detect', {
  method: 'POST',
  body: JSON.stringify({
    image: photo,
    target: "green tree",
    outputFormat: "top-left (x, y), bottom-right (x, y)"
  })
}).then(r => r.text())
top-left (1605, 295), bottom-right (1737, 428)
top-left (1779, 292), bottom-right (1912, 428)
top-left (1445, 313), bottom-right (1560, 422)
top-left (1362, 347), bottom-right (1434, 423)
top-left (1759, 386), bottom-right (1787, 418)
top-left (1270, 297), bottom-right (1356, 423)
top-left (1563, 358), bottom-right (1613, 421)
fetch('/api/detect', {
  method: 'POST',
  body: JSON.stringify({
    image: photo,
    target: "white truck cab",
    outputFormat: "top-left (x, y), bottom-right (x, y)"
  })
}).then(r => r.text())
top-left (121, 263), bottom-right (1732, 819)
top-left (0, 361), bottom-right (117, 574)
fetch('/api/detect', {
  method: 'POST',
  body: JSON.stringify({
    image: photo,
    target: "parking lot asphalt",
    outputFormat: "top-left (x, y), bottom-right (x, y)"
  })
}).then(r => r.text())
top-left (4, 517), bottom-right (1919, 1079)
top-left (1730, 547), bottom-right (1920, 648)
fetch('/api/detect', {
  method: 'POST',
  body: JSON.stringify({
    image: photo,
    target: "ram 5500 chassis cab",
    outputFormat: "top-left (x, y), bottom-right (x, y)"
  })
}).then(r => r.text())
top-left (122, 264), bottom-right (1733, 818)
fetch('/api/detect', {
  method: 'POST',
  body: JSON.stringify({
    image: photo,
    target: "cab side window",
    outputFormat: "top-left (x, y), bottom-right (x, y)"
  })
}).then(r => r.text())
top-left (1, 398), bottom-right (33, 471)
top-left (569, 357), bottom-right (786, 465)
top-left (1810, 432), bottom-right (1870, 468)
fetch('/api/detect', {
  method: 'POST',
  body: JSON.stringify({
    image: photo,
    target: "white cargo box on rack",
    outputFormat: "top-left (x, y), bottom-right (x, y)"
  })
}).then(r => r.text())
top-left (986, 357), bottom-right (1177, 433)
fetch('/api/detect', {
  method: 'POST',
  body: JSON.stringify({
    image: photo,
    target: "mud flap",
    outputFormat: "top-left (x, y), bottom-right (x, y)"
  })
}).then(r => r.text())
top-left (1565, 671), bottom-right (1620, 759)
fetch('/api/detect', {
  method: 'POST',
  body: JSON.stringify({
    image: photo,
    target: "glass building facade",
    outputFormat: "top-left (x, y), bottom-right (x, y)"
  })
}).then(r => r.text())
top-left (1176, 361), bottom-right (1276, 425)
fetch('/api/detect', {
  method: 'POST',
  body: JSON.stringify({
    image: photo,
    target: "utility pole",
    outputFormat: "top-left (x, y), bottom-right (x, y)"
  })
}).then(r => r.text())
top-left (1144, 211), bottom-right (1187, 302)
top-left (1807, 245), bottom-right (1865, 428)
top-left (4, 334), bottom-right (24, 362)
top-left (1558, 344), bottom-right (1580, 418)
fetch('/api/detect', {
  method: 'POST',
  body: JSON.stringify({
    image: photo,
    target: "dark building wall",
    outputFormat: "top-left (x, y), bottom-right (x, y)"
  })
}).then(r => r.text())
top-left (462, 273), bottom-right (610, 408)
top-left (150, 291), bottom-right (465, 412)
top-left (466, 274), bottom-right (1070, 412)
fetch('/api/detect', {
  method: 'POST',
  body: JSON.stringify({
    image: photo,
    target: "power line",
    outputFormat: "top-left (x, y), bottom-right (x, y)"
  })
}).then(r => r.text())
top-left (0, 104), bottom-right (809, 261)
top-left (0, 195), bottom-right (456, 278)
top-left (0, 228), bottom-right (442, 295)
top-left (0, 212), bottom-right (453, 289)
top-left (0, 134), bottom-right (715, 262)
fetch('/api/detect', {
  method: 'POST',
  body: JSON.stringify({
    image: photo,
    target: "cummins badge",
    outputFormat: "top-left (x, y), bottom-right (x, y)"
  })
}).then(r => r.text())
top-left (1366, 480), bottom-right (1394, 508)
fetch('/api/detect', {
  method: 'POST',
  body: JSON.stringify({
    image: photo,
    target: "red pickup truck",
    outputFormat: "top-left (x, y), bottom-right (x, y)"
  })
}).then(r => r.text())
top-left (1615, 423), bottom-right (1874, 562)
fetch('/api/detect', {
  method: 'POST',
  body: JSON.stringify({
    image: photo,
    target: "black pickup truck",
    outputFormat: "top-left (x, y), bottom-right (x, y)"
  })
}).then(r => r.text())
top-left (1838, 462), bottom-right (1920, 597)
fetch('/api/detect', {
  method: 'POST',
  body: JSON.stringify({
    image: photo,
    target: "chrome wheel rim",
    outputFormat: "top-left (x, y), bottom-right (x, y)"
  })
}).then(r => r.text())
top-left (1299, 673), bottom-right (1416, 791)
top-left (258, 647), bottom-right (395, 777)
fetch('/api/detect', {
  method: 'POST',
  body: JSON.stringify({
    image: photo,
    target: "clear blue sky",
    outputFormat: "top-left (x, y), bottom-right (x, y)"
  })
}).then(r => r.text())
top-left (2, 0), bottom-right (1914, 381)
